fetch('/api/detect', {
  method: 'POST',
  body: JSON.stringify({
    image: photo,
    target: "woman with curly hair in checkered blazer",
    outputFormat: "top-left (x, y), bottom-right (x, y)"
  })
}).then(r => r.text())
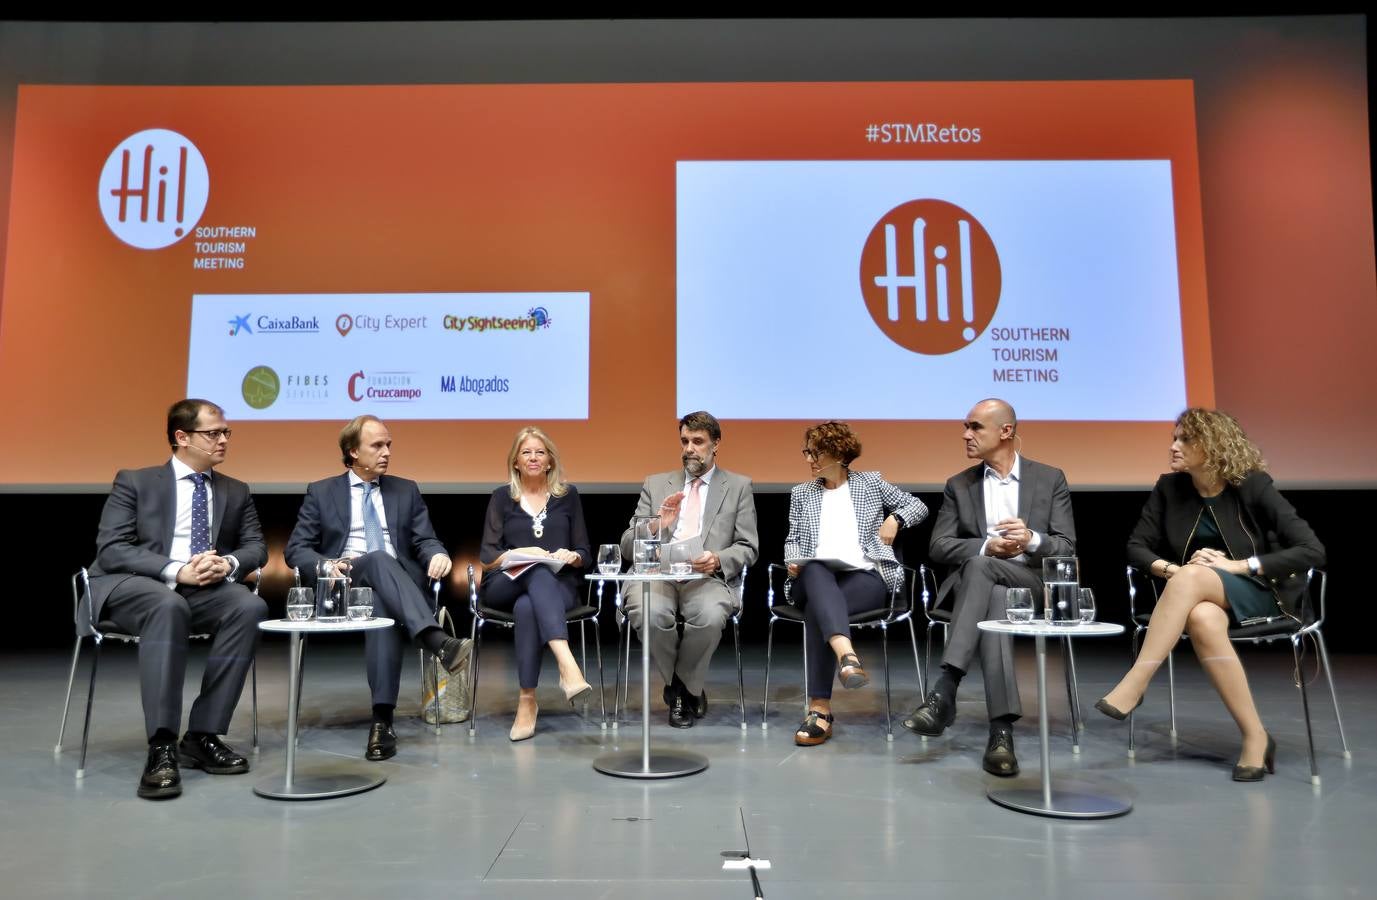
top-left (784, 421), bottom-right (927, 746)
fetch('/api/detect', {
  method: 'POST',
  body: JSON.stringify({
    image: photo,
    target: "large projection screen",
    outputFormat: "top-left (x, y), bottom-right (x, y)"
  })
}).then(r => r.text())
top-left (0, 18), bottom-right (1370, 490)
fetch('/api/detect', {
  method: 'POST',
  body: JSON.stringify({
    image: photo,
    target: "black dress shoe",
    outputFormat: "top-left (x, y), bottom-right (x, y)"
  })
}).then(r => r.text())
top-left (902, 691), bottom-right (956, 736)
top-left (138, 742), bottom-right (182, 799)
top-left (693, 690), bottom-right (707, 719)
top-left (668, 690), bottom-right (694, 728)
top-left (983, 729), bottom-right (1020, 777)
top-left (178, 733), bottom-right (249, 774)
top-left (439, 637), bottom-right (473, 675)
top-left (365, 722), bottom-right (397, 761)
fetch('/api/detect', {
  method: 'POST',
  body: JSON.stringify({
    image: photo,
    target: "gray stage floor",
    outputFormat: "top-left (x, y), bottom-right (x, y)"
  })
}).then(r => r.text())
top-left (2, 631), bottom-right (1371, 898)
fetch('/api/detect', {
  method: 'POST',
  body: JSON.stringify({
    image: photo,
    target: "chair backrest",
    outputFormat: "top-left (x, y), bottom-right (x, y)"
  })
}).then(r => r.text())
top-left (1125, 565), bottom-right (1161, 622)
top-left (466, 563), bottom-right (481, 616)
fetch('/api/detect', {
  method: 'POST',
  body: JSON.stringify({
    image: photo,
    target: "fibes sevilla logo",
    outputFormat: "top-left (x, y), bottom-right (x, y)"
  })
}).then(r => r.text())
top-left (859, 199), bottom-right (1001, 355)
top-left (98, 128), bottom-right (209, 249)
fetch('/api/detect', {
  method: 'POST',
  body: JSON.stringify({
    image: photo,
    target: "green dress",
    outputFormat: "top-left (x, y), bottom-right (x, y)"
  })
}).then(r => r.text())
top-left (1186, 497), bottom-right (1281, 623)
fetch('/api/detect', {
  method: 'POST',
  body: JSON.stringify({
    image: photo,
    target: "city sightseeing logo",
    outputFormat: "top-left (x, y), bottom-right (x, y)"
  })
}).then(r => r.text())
top-left (441, 307), bottom-right (552, 333)
top-left (858, 199), bottom-right (1001, 355)
top-left (98, 128), bottom-right (209, 250)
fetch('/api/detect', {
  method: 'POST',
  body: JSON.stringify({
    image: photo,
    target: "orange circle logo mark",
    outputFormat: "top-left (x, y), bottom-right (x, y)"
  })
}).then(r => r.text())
top-left (859, 199), bottom-right (1001, 355)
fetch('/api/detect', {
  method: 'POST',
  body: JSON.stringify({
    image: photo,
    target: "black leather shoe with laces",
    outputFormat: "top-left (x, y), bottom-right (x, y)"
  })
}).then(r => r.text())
top-left (139, 742), bottom-right (182, 799)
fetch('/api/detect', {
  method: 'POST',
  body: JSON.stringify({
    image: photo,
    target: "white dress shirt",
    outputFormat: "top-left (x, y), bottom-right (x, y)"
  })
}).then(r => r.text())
top-left (980, 454), bottom-right (1042, 562)
top-left (343, 470), bottom-right (397, 558)
top-left (160, 456), bottom-right (240, 586)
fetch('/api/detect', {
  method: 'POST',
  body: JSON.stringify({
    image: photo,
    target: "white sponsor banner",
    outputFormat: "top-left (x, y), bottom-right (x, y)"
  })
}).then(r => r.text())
top-left (677, 161), bottom-right (1188, 421)
top-left (188, 292), bottom-right (589, 420)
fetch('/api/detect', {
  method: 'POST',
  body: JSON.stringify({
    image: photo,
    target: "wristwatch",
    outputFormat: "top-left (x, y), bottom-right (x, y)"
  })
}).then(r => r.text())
top-left (1246, 556), bottom-right (1261, 576)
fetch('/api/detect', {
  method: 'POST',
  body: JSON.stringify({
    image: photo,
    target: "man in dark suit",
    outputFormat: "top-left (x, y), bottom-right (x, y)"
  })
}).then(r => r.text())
top-left (89, 399), bottom-right (269, 799)
top-left (903, 398), bottom-right (1076, 776)
top-left (285, 415), bottom-right (469, 761)
top-left (618, 411), bottom-right (759, 727)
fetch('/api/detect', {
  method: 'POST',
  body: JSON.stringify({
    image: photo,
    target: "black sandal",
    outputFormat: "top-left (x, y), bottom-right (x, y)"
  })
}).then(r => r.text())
top-left (838, 653), bottom-right (870, 690)
top-left (795, 709), bottom-right (835, 746)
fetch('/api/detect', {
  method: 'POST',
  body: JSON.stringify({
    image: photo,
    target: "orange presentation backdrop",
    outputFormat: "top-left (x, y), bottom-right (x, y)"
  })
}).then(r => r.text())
top-left (0, 81), bottom-right (1211, 488)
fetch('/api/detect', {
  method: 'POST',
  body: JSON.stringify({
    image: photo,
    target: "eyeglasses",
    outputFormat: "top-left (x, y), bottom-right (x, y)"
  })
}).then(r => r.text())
top-left (801, 448), bottom-right (819, 459)
top-left (190, 428), bottom-right (232, 440)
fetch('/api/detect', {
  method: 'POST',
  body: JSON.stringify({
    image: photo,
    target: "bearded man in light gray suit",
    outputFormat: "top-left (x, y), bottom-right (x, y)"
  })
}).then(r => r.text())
top-left (619, 411), bottom-right (759, 728)
top-left (903, 398), bottom-right (1076, 777)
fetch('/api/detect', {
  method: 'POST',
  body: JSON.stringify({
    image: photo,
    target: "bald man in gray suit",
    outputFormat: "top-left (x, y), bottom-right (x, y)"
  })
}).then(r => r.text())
top-left (619, 411), bottom-right (759, 728)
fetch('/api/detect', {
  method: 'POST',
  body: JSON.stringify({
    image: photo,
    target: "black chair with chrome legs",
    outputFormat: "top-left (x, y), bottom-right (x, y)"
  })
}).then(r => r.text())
top-left (609, 565), bottom-right (750, 731)
top-left (760, 562), bottom-right (925, 741)
top-left (917, 566), bottom-right (1086, 737)
top-left (54, 567), bottom-right (262, 778)
top-left (1125, 565), bottom-right (1350, 784)
top-left (463, 564), bottom-right (606, 736)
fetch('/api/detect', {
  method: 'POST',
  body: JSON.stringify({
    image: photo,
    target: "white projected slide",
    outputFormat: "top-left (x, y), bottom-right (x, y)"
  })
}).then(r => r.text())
top-left (188, 293), bottom-right (590, 420)
top-left (676, 161), bottom-right (1188, 421)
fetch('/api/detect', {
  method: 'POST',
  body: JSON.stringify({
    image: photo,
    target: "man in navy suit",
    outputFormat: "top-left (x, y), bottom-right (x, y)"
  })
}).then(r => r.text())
top-left (285, 415), bottom-right (469, 761)
top-left (89, 399), bottom-right (269, 799)
top-left (903, 398), bottom-right (1077, 777)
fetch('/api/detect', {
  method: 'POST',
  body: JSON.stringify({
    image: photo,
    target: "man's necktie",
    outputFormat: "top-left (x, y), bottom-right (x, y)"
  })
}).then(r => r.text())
top-left (189, 472), bottom-right (211, 555)
top-left (362, 482), bottom-right (385, 553)
top-left (679, 477), bottom-right (703, 539)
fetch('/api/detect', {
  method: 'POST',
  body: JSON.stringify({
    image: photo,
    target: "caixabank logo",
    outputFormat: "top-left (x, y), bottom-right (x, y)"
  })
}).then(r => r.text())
top-left (98, 128), bottom-right (209, 249)
top-left (859, 199), bottom-right (1001, 355)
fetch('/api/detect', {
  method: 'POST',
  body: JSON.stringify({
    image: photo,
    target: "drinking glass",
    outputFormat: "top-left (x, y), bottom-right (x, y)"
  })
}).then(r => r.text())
top-left (631, 515), bottom-right (662, 574)
top-left (597, 544), bottom-right (622, 575)
top-left (286, 587), bottom-right (314, 622)
top-left (1042, 556), bottom-right (1080, 624)
top-left (1078, 588), bottom-right (1097, 624)
top-left (664, 541), bottom-right (693, 577)
top-left (1006, 587), bottom-right (1034, 624)
top-left (316, 573), bottom-right (348, 622)
top-left (347, 587), bottom-right (374, 621)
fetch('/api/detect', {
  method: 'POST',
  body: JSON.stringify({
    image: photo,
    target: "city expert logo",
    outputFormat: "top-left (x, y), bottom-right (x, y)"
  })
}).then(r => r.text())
top-left (98, 128), bottom-right (209, 250)
top-left (858, 199), bottom-right (1001, 355)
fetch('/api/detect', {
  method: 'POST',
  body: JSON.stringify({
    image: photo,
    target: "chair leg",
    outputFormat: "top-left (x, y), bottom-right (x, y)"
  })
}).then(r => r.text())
top-left (1293, 635), bottom-right (1321, 785)
top-left (430, 648), bottom-right (442, 736)
top-left (1062, 639), bottom-right (1082, 752)
top-left (592, 618), bottom-right (607, 727)
top-left (55, 636), bottom-right (84, 753)
top-left (1313, 631), bottom-right (1351, 758)
top-left (907, 617), bottom-right (925, 700)
top-left (882, 624), bottom-right (894, 742)
top-left (800, 621), bottom-right (809, 715)
top-left (1128, 625), bottom-right (1141, 758)
top-left (251, 658), bottom-right (259, 752)
top-left (1167, 646), bottom-right (1178, 739)
top-left (733, 616), bottom-right (746, 731)
top-left (467, 618), bottom-right (482, 738)
top-left (77, 641), bottom-right (102, 779)
top-left (761, 619), bottom-right (776, 729)
top-left (614, 615), bottom-right (631, 727)
top-left (580, 621), bottom-right (588, 682)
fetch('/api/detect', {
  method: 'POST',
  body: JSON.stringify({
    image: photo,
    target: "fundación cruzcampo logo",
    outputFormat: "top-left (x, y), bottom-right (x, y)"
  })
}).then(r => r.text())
top-left (858, 199), bottom-right (1001, 355)
top-left (241, 365), bottom-right (281, 410)
top-left (98, 128), bottom-right (209, 250)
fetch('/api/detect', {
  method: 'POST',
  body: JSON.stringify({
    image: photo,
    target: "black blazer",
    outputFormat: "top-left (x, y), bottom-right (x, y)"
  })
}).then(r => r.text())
top-left (88, 462), bottom-right (267, 616)
top-left (1126, 471), bottom-right (1325, 614)
top-left (285, 472), bottom-right (446, 590)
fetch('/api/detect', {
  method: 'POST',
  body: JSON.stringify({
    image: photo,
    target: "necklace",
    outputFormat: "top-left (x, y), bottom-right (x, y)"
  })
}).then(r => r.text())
top-left (525, 494), bottom-right (550, 538)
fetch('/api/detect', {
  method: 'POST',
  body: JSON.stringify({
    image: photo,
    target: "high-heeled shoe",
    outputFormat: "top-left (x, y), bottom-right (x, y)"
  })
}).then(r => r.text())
top-left (560, 674), bottom-right (592, 704)
top-left (1232, 733), bottom-right (1276, 782)
top-left (1094, 694), bottom-right (1144, 721)
top-left (509, 702), bottom-right (538, 742)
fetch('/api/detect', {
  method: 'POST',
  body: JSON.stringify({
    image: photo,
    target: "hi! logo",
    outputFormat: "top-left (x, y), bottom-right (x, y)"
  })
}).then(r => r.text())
top-left (859, 199), bottom-right (1001, 355)
top-left (98, 128), bottom-right (209, 249)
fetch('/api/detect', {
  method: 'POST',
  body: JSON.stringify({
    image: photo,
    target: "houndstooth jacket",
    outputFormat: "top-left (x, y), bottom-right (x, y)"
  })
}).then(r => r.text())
top-left (784, 470), bottom-right (928, 593)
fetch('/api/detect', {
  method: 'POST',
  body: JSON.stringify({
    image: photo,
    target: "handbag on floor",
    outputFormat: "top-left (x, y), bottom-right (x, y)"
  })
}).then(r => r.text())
top-left (421, 606), bottom-right (471, 724)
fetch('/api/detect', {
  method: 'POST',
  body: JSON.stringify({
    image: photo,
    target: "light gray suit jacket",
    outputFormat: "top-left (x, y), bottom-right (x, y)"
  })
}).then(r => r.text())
top-left (928, 455), bottom-right (1076, 605)
top-left (619, 467), bottom-right (759, 587)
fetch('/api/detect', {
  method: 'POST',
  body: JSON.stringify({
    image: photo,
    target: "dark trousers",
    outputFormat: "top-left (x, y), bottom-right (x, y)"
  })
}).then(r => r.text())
top-left (350, 551), bottom-right (442, 706)
top-left (939, 555), bottom-right (1043, 720)
top-left (480, 566), bottom-right (577, 689)
top-left (791, 564), bottom-right (887, 700)
top-left (101, 576), bottom-right (268, 739)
